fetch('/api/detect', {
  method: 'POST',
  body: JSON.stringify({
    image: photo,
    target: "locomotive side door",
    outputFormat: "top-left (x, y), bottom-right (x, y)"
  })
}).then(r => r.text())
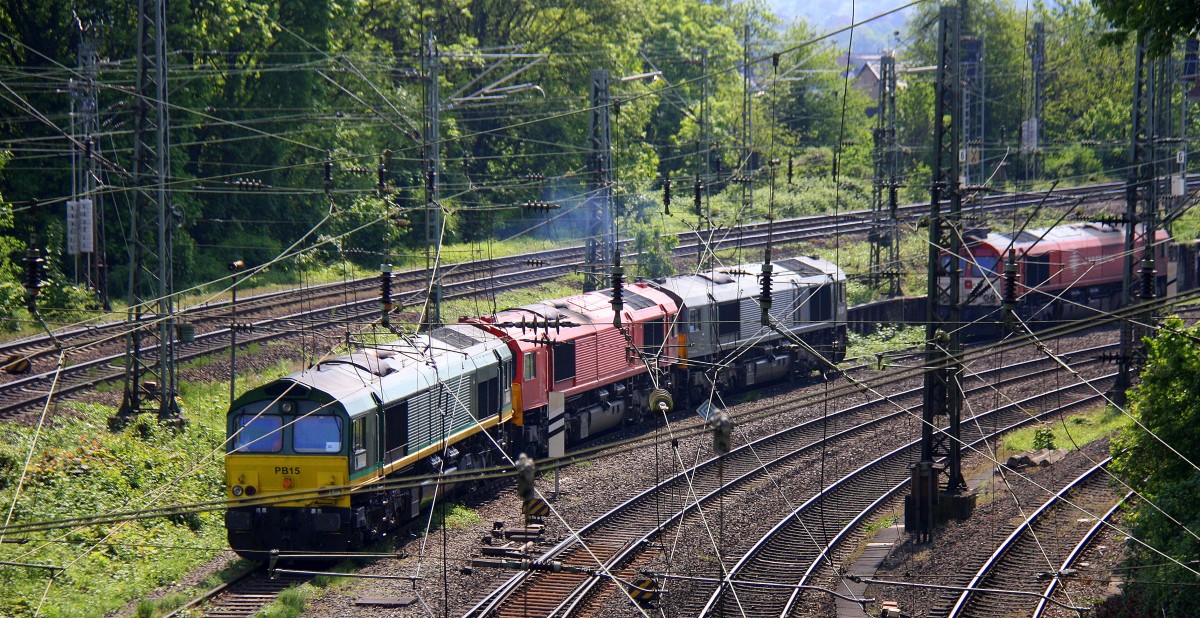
top-left (383, 400), bottom-right (409, 465)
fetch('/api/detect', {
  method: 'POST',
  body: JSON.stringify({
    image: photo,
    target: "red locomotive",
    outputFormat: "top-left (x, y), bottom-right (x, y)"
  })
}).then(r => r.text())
top-left (958, 222), bottom-right (1173, 333)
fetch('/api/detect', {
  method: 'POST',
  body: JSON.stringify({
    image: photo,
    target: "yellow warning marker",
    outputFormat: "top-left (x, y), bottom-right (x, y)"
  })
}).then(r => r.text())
top-left (627, 577), bottom-right (660, 605)
top-left (522, 498), bottom-right (550, 517)
top-left (1, 355), bottom-right (31, 375)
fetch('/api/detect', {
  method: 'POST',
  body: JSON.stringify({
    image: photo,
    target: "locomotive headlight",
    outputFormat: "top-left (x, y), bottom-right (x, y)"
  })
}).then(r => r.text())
top-left (280, 401), bottom-right (296, 414)
top-left (282, 477), bottom-right (294, 489)
top-left (245, 485), bottom-right (257, 496)
top-left (231, 485), bottom-right (244, 497)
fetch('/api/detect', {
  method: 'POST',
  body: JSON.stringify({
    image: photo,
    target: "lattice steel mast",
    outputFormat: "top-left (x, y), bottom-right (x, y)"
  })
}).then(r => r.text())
top-left (116, 0), bottom-right (179, 426)
top-left (869, 52), bottom-right (901, 297)
top-left (584, 69), bottom-right (614, 292)
top-left (906, 4), bottom-right (973, 543)
top-left (421, 33), bottom-right (442, 330)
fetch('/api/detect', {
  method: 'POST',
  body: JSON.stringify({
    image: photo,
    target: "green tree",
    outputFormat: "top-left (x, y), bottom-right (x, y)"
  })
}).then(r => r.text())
top-left (1110, 317), bottom-right (1200, 615)
top-left (901, 0), bottom-right (1030, 184)
top-left (1041, 2), bottom-right (1134, 178)
top-left (1091, 0), bottom-right (1200, 58)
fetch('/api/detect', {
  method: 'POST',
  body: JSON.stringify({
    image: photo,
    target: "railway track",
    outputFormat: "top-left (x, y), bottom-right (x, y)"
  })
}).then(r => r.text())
top-left (0, 259), bottom-right (578, 419)
top-left (0, 180), bottom-right (1131, 419)
top-left (947, 460), bottom-right (1122, 618)
top-left (687, 378), bottom-right (1113, 618)
top-left (1031, 491), bottom-right (1131, 618)
top-left (162, 564), bottom-right (310, 618)
top-left (460, 339), bottom-right (1116, 618)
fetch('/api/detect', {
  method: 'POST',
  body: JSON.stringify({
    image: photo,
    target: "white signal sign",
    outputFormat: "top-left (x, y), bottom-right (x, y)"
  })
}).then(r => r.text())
top-left (66, 199), bottom-right (94, 254)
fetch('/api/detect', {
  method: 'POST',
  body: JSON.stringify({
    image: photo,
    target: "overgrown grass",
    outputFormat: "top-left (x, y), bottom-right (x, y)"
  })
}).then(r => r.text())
top-left (864, 513), bottom-right (901, 535)
top-left (1000, 405), bottom-right (1128, 456)
top-left (252, 560), bottom-right (359, 618)
top-left (257, 585), bottom-right (313, 618)
top-left (133, 591), bottom-right (191, 618)
top-left (431, 502), bottom-right (484, 531)
top-left (844, 324), bottom-right (925, 366)
top-left (0, 360), bottom-right (298, 618)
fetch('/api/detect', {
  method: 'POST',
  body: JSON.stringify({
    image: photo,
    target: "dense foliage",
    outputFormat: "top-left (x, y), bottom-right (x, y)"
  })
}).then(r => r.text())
top-left (1109, 317), bottom-right (1200, 615)
top-left (3, 0), bottom-right (1184, 321)
top-left (1092, 0), bottom-right (1200, 58)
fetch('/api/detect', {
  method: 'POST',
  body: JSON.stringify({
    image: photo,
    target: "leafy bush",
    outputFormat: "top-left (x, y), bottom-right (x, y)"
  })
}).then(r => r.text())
top-left (1032, 425), bottom-right (1057, 450)
top-left (1042, 144), bottom-right (1102, 182)
top-left (0, 280), bottom-right (27, 333)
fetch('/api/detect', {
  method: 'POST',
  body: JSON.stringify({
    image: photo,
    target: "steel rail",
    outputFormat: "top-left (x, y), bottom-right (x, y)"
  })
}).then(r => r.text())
top-left (696, 375), bottom-right (1114, 617)
top-left (946, 459), bottom-right (1113, 617)
top-left (462, 343), bottom-right (1114, 618)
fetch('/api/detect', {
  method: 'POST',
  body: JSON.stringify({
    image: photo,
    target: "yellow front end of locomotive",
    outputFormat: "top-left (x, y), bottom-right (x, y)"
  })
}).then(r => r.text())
top-left (226, 454), bottom-right (350, 509)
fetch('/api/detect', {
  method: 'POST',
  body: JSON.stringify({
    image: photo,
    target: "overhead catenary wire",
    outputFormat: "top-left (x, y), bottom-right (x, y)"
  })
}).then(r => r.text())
top-left (9, 2), bottom-right (1200, 609)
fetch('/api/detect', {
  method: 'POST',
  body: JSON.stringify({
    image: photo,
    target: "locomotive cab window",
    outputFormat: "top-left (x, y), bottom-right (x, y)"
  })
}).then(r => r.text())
top-left (293, 416), bottom-right (342, 453)
top-left (234, 414), bottom-right (282, 453)
top-left (502, 356), bottom-right (514, 406)
top-left (973, 256), bottom-right (999, 277)
top-left (643, 318), bottom-right (665, 353)
top-left (352, 417), bottom-right (367, 470)
top-left (523, 352), bottom-right (536, 381)
top-left (686, 308), bottom-right (702, 332)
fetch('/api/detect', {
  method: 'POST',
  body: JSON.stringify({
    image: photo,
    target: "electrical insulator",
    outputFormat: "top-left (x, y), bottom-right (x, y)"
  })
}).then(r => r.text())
top-left (515, 453), bottom-right (536, 501)
top-left (1140, 253), bottom-right (1157, 300)
top-left (711, 410), bottom-right (733, 455)
top-left (1002, 250), bottom-right (1018, 329)
top-left (323, 154), bottom-right (333, 194)
top-left (649, 389), bottom-right (673, 415)
top-left (662, 176), bottom-right (671, 215)
top-left (24, 246), bottom-right (45, 293)
top-left (380, 264), bottom-right (393, 327)
top-left (610, 251), bottom-right (624, 328)
top-left (693, 178), bottom-right (702, 216)
top-left (377, 161), bottom-right (387, 197)
top-left (759, 262), bottom-right (773, 326)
